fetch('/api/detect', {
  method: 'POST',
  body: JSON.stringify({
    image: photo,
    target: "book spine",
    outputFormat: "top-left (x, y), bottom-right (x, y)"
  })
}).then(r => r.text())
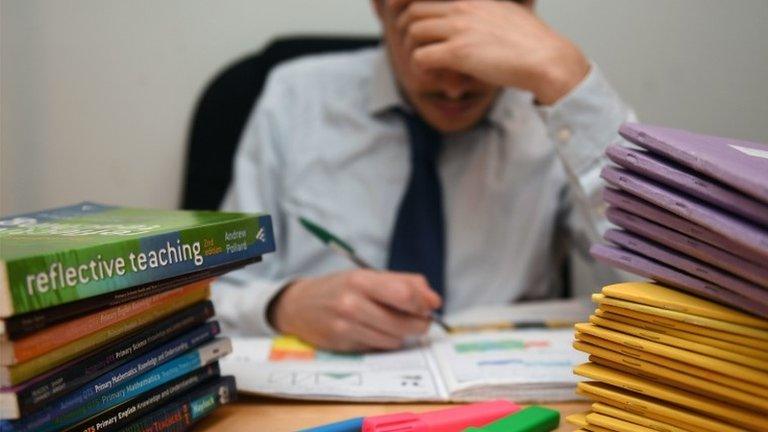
top-left (71, 364), bottom-right (220, 432)
top-left (5, 281), bottom-right (209, 363)
top-left (3, 257), bottom-right (257, 340)
top-left (40, 322), bottom-right (220, 417)
top-left (3, 213), bottom-right (274, 315)
top-left (1, 338), bottom-right (232, 432)
top-left (117, 376), bottom-right (237, 432)
top-left (3, 287), bottom-right (209, 383)
top-left (13, 301), bottom-right (215, 412)
top-left (17, 321), bottom-right (220, 417)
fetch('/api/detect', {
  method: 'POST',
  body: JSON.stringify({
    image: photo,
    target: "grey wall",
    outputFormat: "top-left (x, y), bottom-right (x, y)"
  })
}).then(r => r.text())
top-left (2, 0), bottom-right (767, 215)
top-left (539, 0), bottom-right (768, 141)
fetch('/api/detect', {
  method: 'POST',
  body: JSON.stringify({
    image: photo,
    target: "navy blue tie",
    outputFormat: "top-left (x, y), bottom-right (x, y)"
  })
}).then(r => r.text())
top-left (387, 111), bottom-right (446, 300)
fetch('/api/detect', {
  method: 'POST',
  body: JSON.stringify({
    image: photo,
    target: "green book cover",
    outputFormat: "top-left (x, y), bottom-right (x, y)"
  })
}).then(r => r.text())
top-left (0, 202), bottom-right (274, 316)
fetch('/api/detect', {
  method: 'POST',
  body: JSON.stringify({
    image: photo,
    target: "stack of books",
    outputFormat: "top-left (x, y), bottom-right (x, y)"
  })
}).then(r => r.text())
top-left (567, 123), bottom-right (768, 431)
top-left (0, 202), bottom-right (275, 432)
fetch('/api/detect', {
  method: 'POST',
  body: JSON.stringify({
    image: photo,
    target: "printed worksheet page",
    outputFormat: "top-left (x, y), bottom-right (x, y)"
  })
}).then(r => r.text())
top-left (221, 328), bottom-right (586, 402)
top-left (430, 329), bottom-right (586, 401)
top-left (220, 336), bottom-right (448, 401)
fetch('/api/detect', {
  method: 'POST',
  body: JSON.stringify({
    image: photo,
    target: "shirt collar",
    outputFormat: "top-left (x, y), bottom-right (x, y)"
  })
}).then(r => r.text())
top-left (367, 47), bottom-right (406, 116)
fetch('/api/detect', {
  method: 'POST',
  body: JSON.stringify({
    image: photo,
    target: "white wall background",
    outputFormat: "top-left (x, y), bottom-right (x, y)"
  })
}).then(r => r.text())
top-left (2, 0), bottom-right (767, 215)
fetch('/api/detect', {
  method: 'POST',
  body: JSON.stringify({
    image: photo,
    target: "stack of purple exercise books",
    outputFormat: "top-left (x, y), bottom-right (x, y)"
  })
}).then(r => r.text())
top-left (592, 122), bottom-right (768, 319)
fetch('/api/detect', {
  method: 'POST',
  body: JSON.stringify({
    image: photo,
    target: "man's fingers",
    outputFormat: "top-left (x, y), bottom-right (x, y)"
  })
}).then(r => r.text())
top-left (365, 277), bottom-right (430, 315)
top-left (345, 321), bottom-right (404, 351)
top-left (403, 18), bottom-right (456, 52)
top-left (349, 297), bottom-right (432, 338)
top-left (412, 41), bottom-right (462, 73)
top-left (399, 273), bottom-right (442, 310)
top-left (348, 271), bottom-right (435, 316)
top-left (396, 1), bottom-right (454, 32)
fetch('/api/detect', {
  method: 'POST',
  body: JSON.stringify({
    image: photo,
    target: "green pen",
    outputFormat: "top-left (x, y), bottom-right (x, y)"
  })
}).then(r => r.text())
top-left (299, 216), bottom-right (453, 333)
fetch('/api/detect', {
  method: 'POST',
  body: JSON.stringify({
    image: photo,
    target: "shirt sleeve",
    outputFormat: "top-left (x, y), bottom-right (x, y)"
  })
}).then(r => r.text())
top-left (212, 73), bottom-right (295, 336)
top-left (537, 63), bottom-right (638, 296)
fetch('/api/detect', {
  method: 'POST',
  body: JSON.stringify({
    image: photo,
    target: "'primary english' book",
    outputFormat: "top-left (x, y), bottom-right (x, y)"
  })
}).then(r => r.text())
top-left (116, 375), bottom-right (237, 432)
top-left (0, 338), bottom-right (232, 432)
top-left (0, 202), bottom-right (274, 316)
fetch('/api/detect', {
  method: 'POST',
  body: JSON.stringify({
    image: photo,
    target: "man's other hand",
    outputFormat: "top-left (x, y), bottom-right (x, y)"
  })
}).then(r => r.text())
top-left (394, 0), bottom-right (590, 105)
top-left (269, 269), bottom-right (442, 352)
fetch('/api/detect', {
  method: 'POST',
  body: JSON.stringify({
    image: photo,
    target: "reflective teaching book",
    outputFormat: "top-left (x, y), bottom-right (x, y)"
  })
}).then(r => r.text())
top-left (0, 202), bottom-right (274, 316)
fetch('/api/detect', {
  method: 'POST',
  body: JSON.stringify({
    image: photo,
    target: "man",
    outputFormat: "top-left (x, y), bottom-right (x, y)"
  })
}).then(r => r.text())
top-left (214, 0), bottom-right (633, 352)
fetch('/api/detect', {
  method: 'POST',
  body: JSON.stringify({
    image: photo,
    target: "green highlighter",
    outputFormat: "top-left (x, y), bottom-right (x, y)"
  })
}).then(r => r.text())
top-left (463, 406), bottom-right (560, 432)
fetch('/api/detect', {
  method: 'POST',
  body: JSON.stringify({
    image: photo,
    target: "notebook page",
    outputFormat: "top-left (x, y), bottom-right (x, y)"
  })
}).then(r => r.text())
top-left (429, 329), bottom-right (586, 402)
top-left (220, 335), bottom-right (448, 401)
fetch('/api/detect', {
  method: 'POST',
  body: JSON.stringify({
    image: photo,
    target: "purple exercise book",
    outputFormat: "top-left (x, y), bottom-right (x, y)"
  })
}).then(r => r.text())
top-left (606, 144), bottom-right (768, 226)
top-left (601, 165), bottom-right (768, 262)
top-left (619, 123), bottom-right (768, 205)
top-left (590, 243), bottom-right (767, 318)
top-left (605, 206), bottom-right (768, 289)
top-left (602, 188), bottom-right (762, 265)
top-left (604, 228), bottom-right (768, 312)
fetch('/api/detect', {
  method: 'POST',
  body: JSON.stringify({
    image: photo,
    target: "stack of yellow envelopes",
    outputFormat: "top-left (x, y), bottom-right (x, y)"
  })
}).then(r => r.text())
top-left (567, 281), bottom-right (768, 432)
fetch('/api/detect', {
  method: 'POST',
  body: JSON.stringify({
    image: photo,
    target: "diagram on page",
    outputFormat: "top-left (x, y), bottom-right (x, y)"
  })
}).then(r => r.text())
top-left (220, 336), bottom-right (446, 401)
top-left (430, 329), bottom-right (586, 400)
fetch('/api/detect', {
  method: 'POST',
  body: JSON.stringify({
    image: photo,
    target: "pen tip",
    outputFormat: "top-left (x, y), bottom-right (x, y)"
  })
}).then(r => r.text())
top-left (431, 313), bottom-right (453, 333)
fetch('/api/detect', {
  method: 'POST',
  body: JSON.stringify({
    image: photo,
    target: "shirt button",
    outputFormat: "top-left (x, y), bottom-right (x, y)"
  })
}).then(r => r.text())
top-left (557, 127), bottom-right (572, 143)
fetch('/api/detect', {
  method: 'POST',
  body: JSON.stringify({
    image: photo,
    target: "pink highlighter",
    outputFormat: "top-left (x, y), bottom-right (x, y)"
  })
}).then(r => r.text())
top-left (362, 400), bottom-right (521, 432)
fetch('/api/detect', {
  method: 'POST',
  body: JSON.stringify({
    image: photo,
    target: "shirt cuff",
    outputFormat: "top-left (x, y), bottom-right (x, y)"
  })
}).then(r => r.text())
top-left (211, 275), bottom-right (294, 336)
top-left (537, 63), bottom-right (631, 176)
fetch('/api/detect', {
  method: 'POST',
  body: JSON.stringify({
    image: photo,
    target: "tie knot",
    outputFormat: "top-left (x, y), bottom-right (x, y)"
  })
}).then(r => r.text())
top-left (398, 110), bottom-right (442, 163)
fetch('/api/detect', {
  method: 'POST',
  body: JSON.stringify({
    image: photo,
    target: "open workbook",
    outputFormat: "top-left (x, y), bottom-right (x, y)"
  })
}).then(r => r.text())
top-left (220, 328), bottom-right (585, 402)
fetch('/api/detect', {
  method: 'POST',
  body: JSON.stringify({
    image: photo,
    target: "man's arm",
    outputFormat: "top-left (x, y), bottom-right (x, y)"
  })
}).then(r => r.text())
top-left (537, 64), bottom-right (637, 296)
top-left (396, 0), bottom-right (635, 293)
top-left (214, 66), bottom-right (441, 351)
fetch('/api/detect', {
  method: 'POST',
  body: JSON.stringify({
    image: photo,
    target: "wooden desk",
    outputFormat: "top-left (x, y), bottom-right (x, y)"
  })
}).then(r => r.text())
top-left (197, 395), bottom-right (587, 431)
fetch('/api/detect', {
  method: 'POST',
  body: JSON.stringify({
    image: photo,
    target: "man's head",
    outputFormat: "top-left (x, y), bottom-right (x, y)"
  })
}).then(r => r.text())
top-left (373, 0), bottom-right (534, 133)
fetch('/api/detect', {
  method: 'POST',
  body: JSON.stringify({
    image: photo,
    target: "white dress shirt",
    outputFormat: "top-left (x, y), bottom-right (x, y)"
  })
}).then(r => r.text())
top-left (213, 46), bottom-right (634, 336)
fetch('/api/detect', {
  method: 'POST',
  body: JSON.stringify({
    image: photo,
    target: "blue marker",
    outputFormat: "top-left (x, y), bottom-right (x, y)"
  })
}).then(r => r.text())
top-left (299, 417), bottom-right (364, 432)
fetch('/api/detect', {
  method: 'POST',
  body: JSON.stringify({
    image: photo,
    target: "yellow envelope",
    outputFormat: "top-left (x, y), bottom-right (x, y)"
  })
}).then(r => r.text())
top-left (574, 363), bottom-right (768, 430)
top-left (589, 314), bottom-right (768, 370)
top-left (596, 303), bottom-right (768, 350)
top-left (586, 352), bottom-right (768, 412)
top-left (586, 412), bottom-right (657, 432)
top-left (577, 382), bottom-right (746, 432)
top-left (592, 294), bottom-right (768, 340)
top-left (591, 402), bottom-right (693, 432)
top-left (595, 308), bottom-right (768, 360)
top-left (566, 412), bottom-right (590, 427)
top-left (574, 333), bottom-right (767, 397)
top-left (601, 282), bottom-right (768, 329)
top-left (575, 323), bottom-right (768, 383)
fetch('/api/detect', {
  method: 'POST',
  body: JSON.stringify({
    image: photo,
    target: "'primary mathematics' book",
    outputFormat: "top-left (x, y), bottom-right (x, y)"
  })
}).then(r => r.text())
top-left (0, 202), bottom-right (274, 316)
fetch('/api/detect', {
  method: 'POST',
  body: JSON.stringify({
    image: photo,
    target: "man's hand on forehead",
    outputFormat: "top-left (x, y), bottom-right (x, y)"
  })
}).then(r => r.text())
top-left (394, 1), bottom-right (530, 52)
top-left (385, 0), bottom-right (589, 105)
